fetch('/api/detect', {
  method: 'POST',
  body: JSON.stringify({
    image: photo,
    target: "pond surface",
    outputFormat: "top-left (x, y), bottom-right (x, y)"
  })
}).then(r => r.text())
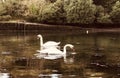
top-left (0, 29), bottom-right (120, 78)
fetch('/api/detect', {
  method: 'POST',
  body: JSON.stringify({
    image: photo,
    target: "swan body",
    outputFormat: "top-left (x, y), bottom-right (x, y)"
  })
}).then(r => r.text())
top-left (37, 34), bottom-right (60, 50)
top-left (0, 73), bottom-right (9, 78)
top-left (35, 44), bottom-right (74, 62)
top-left (42, 41), bottom-right (60, 49)
top-left (39, 44), bottom-right (74, 55)
top-left (39, 47), bottom-right (63, 55)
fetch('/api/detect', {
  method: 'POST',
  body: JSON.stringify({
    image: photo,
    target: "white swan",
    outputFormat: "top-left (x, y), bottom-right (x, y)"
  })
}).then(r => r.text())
top-left (35, 44), bottom-right (74, 62)
top-left (37, 34), bottom-right (60, 50)
top-left (0, 73), bottom-right (9, 78)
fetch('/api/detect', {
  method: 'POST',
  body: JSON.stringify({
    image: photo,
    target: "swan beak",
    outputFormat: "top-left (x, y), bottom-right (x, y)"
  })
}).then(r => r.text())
top-left (72, 48), bottom-right (75, 51)
top-left (71, 48), bottom-right (77, 55)
top-left (37, 34), bottom-right (41, 37)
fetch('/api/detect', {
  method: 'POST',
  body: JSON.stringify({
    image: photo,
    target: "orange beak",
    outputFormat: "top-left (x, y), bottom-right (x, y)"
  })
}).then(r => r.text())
top-left (71, 48), bottom-right (77, 55)
top-left (72, 48), bottom-right (75, 51)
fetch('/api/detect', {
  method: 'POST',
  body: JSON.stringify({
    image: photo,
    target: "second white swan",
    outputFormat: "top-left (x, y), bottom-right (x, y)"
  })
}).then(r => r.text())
top-left (35, 44), bottom-right (74, 62)
top-left (37, 34), bottom-right (60, 50)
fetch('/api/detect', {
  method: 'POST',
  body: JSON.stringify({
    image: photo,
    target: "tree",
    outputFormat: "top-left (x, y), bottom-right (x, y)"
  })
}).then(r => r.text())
top-left (65, 0), bottom-right (96, 24)
top-left (4, 0), bottom-right (28, 17)
top-left (93, 0), bottom-right (120, 12)
top-left (26, 0), bottom-right (50, 22)
top-left (95, 6), bottom-right (112, 23)
top-left (38, 0), bottom-right (66, 24)
top-left (110, 1), bottom-right (120, 23)
top-left (0, 2), bottom-right (6, 16)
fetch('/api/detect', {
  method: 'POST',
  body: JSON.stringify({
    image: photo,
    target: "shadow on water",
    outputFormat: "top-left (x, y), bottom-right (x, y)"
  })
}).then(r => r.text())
top-left (0, 29), bottom-right (120, 78)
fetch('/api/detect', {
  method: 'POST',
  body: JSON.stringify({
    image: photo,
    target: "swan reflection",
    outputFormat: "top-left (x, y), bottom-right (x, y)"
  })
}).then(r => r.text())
top-left (35, 54), bottom-right (63, 60)
top-left (39, 74), bottom-right (62, 78)
top-left (0, 73), bottom-right (9, 78)
top-left (43, 54), bottom-right (63, 60)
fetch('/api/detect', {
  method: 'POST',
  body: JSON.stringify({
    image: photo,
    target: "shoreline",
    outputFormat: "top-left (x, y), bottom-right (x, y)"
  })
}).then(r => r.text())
top-left (0, 21), bottom-right (120, 33)
top-left (0, 21), bottom-right (81, 30)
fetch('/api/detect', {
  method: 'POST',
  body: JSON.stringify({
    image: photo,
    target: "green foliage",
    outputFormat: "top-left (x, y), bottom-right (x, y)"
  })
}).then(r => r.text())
top-left (26, 3), bottom-right (40, 22)
top-left (110, 1), bottom-right (120, 23)
top-left (38, 0), bottom-right (65, 24)
top-left (97, 14), bottom-right (112, 23)
top-left (93, 0), bottom-right (120, 12)
top-left (25, 14), bottom-right (38, 22)
top-left (0, 2), bottom-right (11, 21)
top-left (26, 0), bottom-right (48, 22)
top-left (0, 0), bottom-right (120, 24)
top-left (0, 2), bottom-right (6, 15)
top-left (4, 0), bottom-right (28, 17)
top-left (65, 0), bottom-right (96, 24)
top-left (0, 15), bottom-right (11, 21)
top-left (27, 0), bottom-right (43, 15)
top-left (95, 6), bottom-right (112, 23)
top-left (28, 4), bottom-right (39, 15)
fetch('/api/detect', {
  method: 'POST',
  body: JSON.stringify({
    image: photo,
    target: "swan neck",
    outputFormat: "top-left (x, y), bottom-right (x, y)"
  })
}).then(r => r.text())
top-left (39, 36), bottom-right (43, 50)
top-left (63, 45), bottom-right (71, 62)
top-left (63, 54), bottom-right (67, 62)
top-left (63, 45), bottom-right (67, 55)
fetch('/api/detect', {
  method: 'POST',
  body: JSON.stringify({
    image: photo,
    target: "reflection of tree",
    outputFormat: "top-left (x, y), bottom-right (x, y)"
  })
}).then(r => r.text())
top-left (0, 54), bottom-right (14, 69)
top-left (93, 32), bottom-right (99, 52)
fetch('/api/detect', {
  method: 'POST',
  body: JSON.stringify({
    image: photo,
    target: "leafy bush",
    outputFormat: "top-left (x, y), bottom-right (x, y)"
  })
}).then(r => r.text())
top-left (0, 2), bottom-right (7, 15)
top-left (0, 15), bottom-right (11, 21)
top-left (95, 6), bottom-right (112, 23)
top-left (4, 0), bottom-right (28, 17)
top-left (93, 0), bottom-right (120, 12)
top-left (65, 0), bottom-right (96, 24)
top-left (37, 0), bottom-right (66, 24)
top-left (25, 14), bottom-right (38, 22)
top-left (0, 0), bottom-right (120, 24)
top-left (110, 1), bottom-right (120, 23)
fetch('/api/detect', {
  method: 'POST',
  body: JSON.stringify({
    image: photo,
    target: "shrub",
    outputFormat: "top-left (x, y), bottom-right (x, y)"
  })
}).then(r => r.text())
top-left (95, 6), bottom-right (112, 23)
top-left (0, 15), bottom-right (11, 21)
top-left (4, 0), bottom-right (28, 17)
top-left (38, 0), bottom-right (66, 24)
top-left (65, 0), bottom-right (96, 24)
top-left (110, 1), bottom-right (120, 23)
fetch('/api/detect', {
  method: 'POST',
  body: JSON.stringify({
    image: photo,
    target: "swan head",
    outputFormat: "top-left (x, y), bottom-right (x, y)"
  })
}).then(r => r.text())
top-left (69, 44), bottom-right (74, 49)
top-left (37, 34), bottom-right (42, 38)
top-left (65, 44), bottom-right (74, 49)
top-left (64, 44), bottom-right (75, 52)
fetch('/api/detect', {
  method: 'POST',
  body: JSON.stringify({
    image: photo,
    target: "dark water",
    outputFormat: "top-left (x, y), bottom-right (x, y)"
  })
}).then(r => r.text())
top-left (0, 29), bottom-right (120, 78)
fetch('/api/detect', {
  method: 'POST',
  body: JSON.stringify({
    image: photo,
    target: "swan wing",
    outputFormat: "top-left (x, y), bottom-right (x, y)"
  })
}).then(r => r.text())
top-left (48, 48), bottom-right (62, 55)
top-left (39, 48), bottom-right (51, 53)
top-left (40, 47), bottom-right (63, 55)
top-left (43, 41), bottom-right (60, 48)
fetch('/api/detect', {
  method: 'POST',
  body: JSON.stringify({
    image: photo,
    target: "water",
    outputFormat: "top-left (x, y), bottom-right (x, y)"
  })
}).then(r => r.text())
top-left (0, 29), bottom-right (120, 78)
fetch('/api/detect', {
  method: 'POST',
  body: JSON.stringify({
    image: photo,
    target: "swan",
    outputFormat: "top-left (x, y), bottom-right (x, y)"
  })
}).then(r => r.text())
top-left (86, 30), bottom-right (89, 34)
top-left (39, 44), bottom-right (74, 55)
top-left (35, 44), bottom-right (74, 62)
top-left (37, 34), bottom-right (60, 50)
top-left (0, 73), bottom-right (9, 78)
